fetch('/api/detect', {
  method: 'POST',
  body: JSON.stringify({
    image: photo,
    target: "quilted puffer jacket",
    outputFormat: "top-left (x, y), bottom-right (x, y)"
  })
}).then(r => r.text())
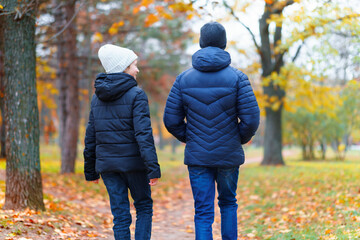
top-left (84, 72), bottom-right (161, 181)
top-left (164, 47), bottom-right (260, 167)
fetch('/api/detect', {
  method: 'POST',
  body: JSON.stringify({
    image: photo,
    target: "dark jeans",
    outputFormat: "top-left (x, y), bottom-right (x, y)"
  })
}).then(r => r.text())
top-left (101, 171), bottom-right (152, 240)
top-left (188, 166), bottom-right (239, 240)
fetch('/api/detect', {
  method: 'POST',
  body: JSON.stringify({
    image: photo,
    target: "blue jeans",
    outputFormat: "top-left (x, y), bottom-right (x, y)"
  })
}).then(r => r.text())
top-left (188, 166), bottom-right (239, 240)
top-left (101, 171), bottom-right (152, 240)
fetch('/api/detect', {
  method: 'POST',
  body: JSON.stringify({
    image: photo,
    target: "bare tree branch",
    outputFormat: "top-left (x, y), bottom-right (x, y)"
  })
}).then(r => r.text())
top-left (330, 31), bottom-right (359, 38)
top-left (40, 0), bottom-right (85, 43)
top-left (292, 41), bottom-right (304, 62)
top-left (223, 1), bottom-right (261, 51)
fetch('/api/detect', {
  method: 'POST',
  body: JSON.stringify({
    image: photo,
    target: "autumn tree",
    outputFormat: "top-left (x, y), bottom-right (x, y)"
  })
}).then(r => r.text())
top-left (282, 3), bottom-right (360, 160)
top-left (53, 0), bottom-right (80, 173)
top-left (221, 0), bottom-right (360, 165)
top-left (282, 64), bottom-right (341, 160)
top-left (1, 0), bottom-right (45, 210)
top-left (0, 13), bottom-right (5, 158)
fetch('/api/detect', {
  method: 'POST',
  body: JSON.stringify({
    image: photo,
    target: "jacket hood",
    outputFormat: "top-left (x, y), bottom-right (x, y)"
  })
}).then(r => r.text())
top-left (192, 47), bottom-right (231, 72)
top-left (95, 72), bottom-right (137, 102)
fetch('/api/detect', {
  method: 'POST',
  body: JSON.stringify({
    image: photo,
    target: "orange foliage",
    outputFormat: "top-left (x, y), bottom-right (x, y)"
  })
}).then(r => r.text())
top-left (133, 6), bottom-right (141, 14)
top-left (145, 14), bottom-right (159, 27)
top-left (140, 0), bottom-right (154, 8)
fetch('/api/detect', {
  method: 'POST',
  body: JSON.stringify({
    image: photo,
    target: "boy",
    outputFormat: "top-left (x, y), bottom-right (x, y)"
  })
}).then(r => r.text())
top-left (164, 22), bottom-right (260, 239)
top-left (84, 44), bottom-right (161, 240)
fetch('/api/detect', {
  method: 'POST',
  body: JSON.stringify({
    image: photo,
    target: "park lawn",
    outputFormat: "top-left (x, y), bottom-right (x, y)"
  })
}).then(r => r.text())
top-left (237, 156), bottom-right (360, 239)
top-left (0, 145), bottom-right (359, 239)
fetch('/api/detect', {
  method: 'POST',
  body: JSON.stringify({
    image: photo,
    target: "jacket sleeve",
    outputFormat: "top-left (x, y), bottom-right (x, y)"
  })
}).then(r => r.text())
top-left (236, 72), bottom-right (260, 144)
top-left (83, 105), bottom-right (100, 181)
top-left (133, 90), bottom-right (161, 179)
top-left (163, 77), bottom-right (187, 143)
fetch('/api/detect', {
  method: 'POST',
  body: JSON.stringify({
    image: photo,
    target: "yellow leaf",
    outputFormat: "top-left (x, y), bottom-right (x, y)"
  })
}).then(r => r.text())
top-left (338, 144), bottom-right (346, 152)
top-left (93, 32), bottom-right (103, 43)
top-left (161, 12), bottom-right (173, 20)
top-left (144, 14), bottom-right (159, 27)
top-left (43, 65), bottom-right (52, 73)
top-left (187, 13), bottom-right (194, 20)
top-left (117, 21), bottom-right (124, 27)
top-left (269, 96), bottom-right (278, 103)
top-left (238, 49), bottom-right (247, 55)
top-left (325, 229), bottom-right (332, 234)
top-left (50, 72), bottom-right (56, 79)
top-left (0, 5), bottom-right (3, 9)
top-left (270, 71), bottom-right (278, 80)
top-left (108, 26), bottom-right (118, 35)
top-left (271, 101), bottom-right (281, 111)
top-left (169, 2), bottom-right (194, 13)
top-left (228, 40), bottom-right (237, 46)
top-left (283, 100), bottom-right (296, 113)
top-left (265, 0), bottom-right (273, 4)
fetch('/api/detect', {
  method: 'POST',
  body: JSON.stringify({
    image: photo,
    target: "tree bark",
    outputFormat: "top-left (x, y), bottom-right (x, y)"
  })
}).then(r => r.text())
top-left (3, 0), bottom-right (45, 210)
top-left (55, 0), bottom-right (80, 173)
top-left (320, 140), bottom-right (326, 160)
top-left (0, 15), bottom-right (6, 158)
top-left (262, 104), bottom-right (284, 165)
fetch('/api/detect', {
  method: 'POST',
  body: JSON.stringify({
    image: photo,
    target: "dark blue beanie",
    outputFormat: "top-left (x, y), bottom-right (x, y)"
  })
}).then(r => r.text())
top-left (199, 22), bottom-right (227, 50)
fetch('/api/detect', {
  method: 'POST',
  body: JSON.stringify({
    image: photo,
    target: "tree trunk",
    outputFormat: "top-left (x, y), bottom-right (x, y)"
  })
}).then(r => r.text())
top-left (157, 120), bottom-right (164, 150)
top-left (301, 143), bottom-right (306, 160)
top-left (55, 0), bottom-right (80, 173)
top-left (262, 104), bottom-right (284, 165)
top-left (320, 140), bottom-right (326, 160)
top-left (0, 15), bottom-right (6, 158)
top-left (3, 0), bottom-right (45, 210)
top-left (83, 0), bottom-right (93, 123)
top-left (151, 102), bottom-right (164, 150)
top-left (309, 138), bottom-right (315, 160)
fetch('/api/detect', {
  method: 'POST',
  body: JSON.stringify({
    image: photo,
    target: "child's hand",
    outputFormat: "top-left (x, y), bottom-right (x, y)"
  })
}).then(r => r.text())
top-left (91, 179), bottom-right (99, 184)
top-left (149, 178), bottom-right (159, 186)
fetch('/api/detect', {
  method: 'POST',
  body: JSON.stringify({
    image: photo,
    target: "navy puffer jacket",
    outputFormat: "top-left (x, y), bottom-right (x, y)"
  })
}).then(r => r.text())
top-left (84, 72), bottom-right (161, 181)
top-left (164, 47), bottom-right (260, 167)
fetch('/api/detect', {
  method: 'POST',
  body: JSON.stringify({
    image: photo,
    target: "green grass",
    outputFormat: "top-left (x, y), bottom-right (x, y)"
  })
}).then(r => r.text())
top-left (238, 156), bottom-right (360, 239)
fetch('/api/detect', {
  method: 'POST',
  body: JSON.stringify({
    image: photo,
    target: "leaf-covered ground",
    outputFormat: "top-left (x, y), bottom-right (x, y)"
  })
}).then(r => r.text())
top-left (0, 146), bottom-right (359, 239)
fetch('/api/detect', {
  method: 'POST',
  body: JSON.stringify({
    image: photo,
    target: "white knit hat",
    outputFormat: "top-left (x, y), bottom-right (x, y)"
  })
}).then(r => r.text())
top-left (98, 44), bottom-right (138, 74)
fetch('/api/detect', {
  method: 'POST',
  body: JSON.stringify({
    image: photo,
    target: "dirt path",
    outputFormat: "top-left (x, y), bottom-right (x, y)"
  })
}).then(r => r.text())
top-left (151, 150), bottom-right (296, 239)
